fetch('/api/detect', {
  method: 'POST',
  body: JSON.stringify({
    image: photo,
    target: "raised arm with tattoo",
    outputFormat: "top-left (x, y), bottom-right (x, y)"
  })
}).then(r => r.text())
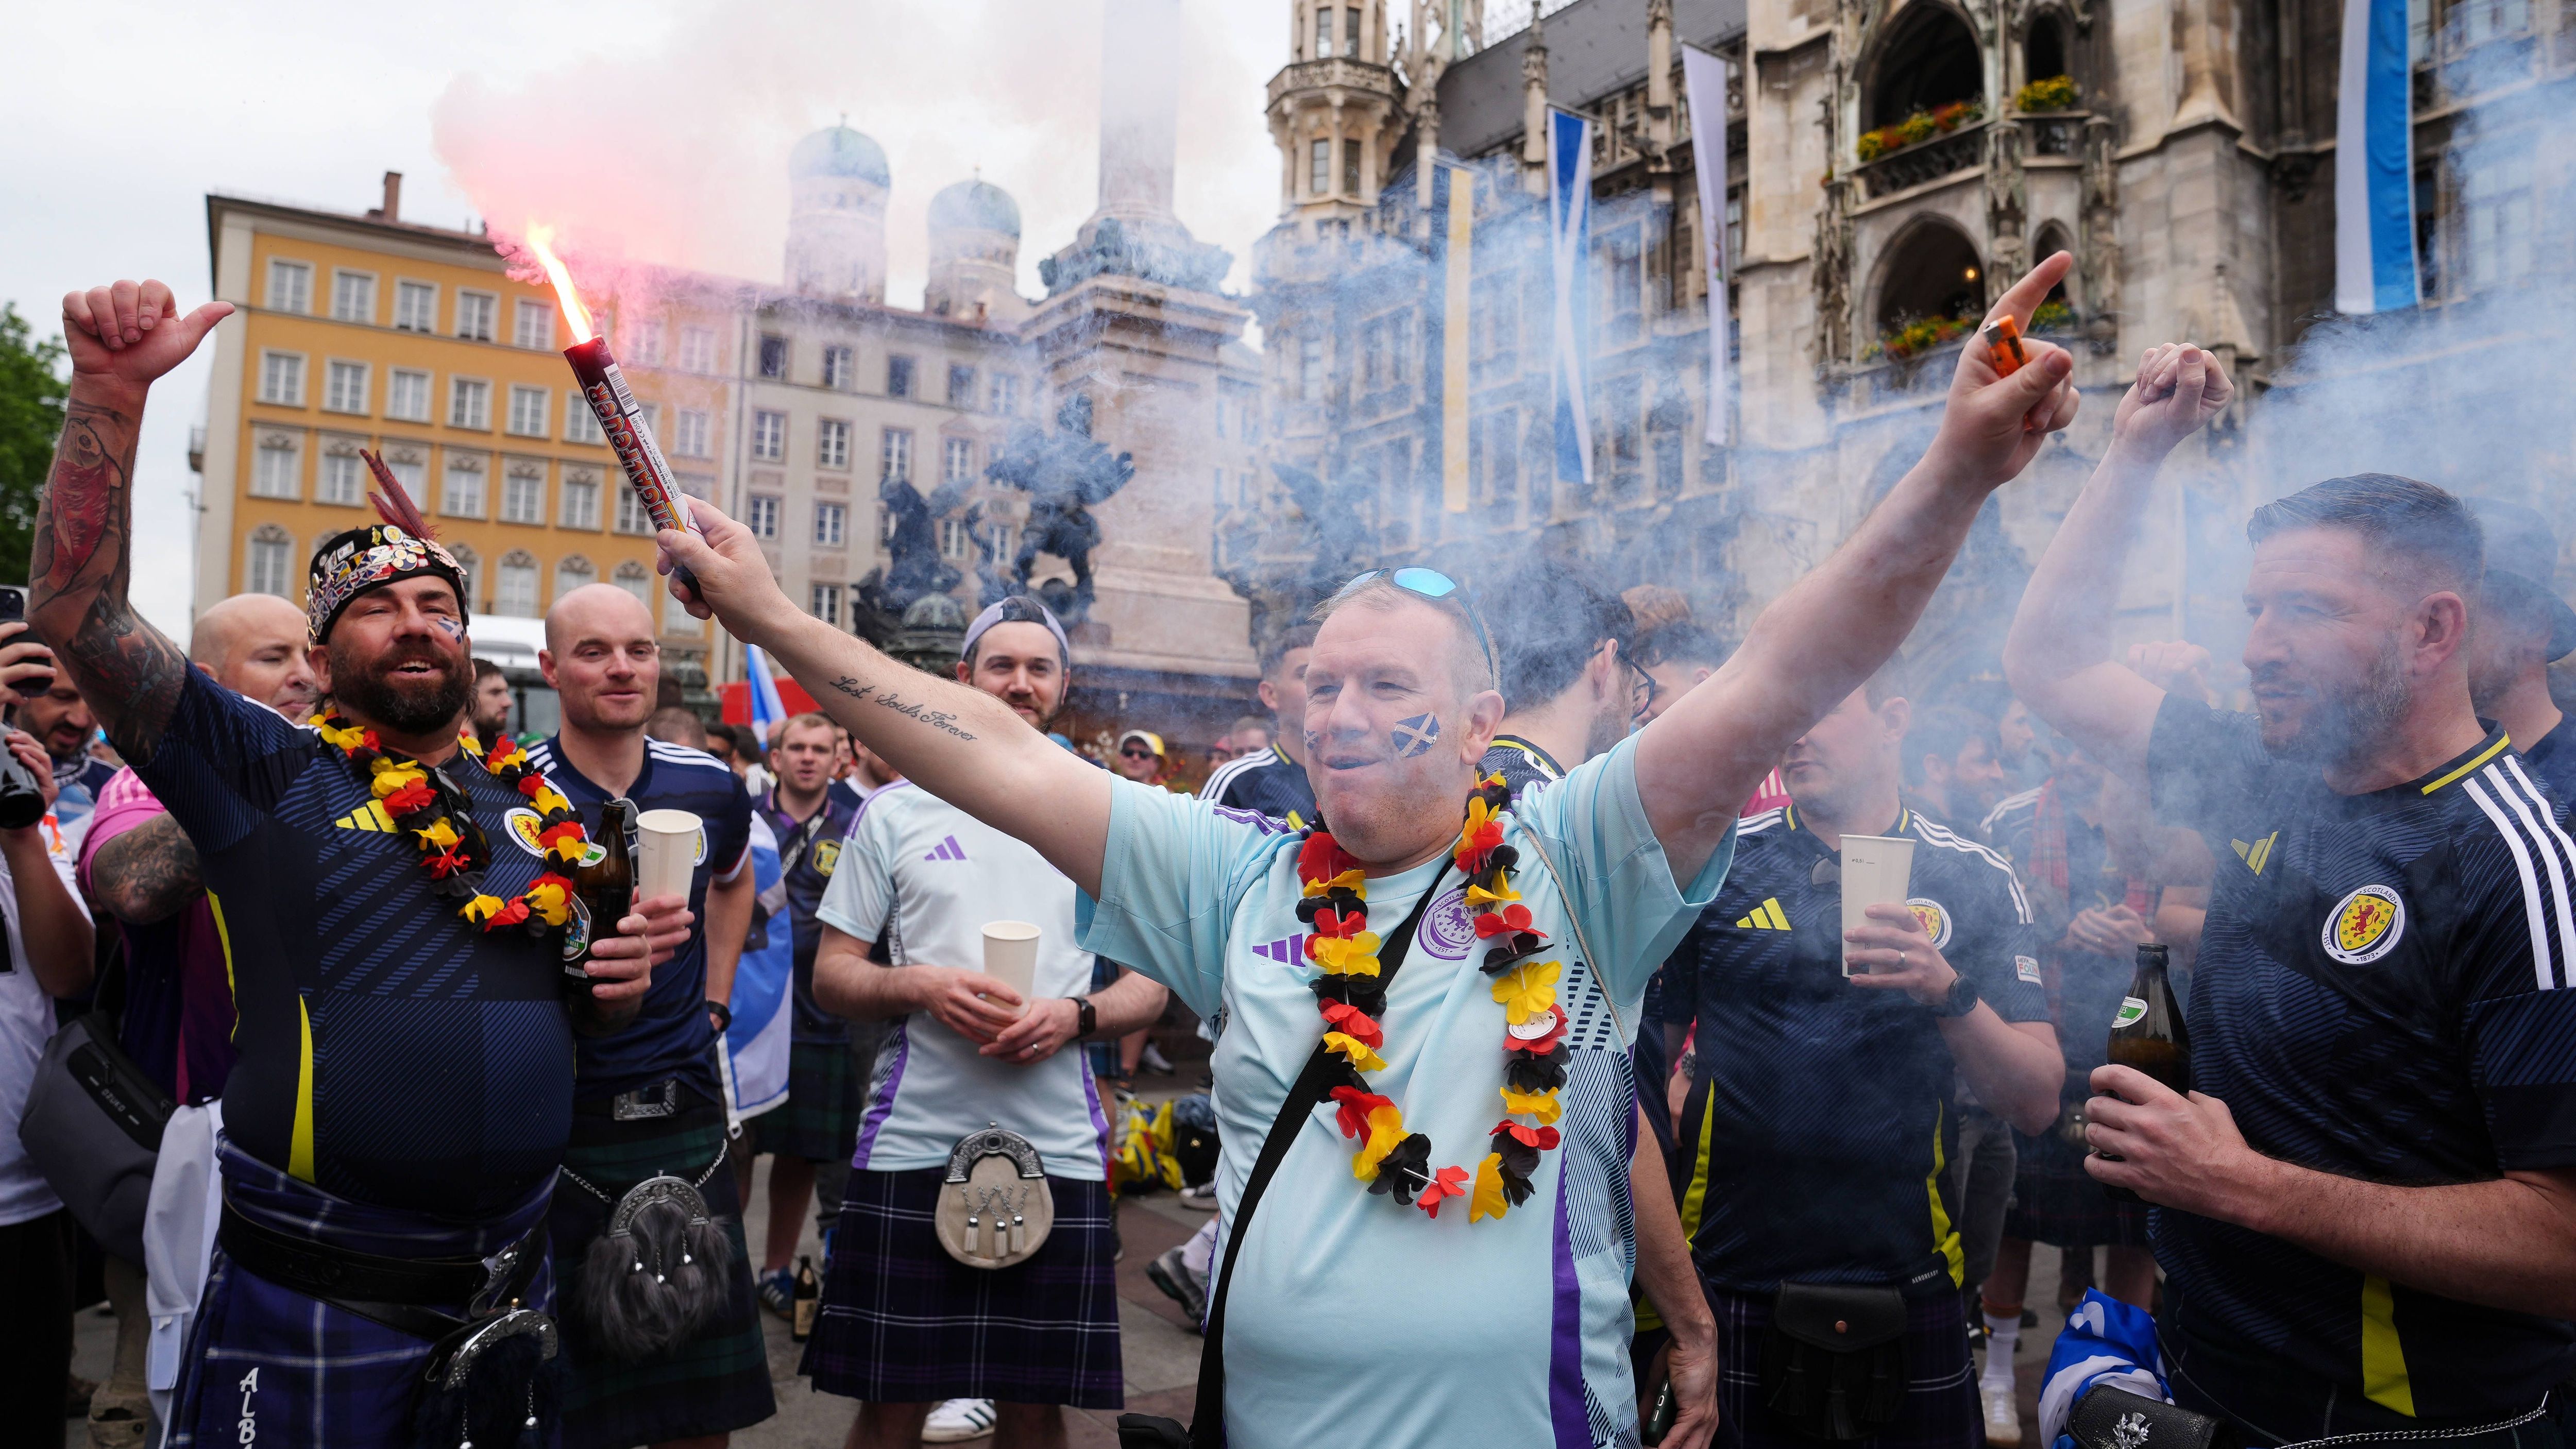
top-left (34, 282), bottom-right (234, 763)
top-left (656, 534), bottom-right (1115, 895)
top-left (1630, 253), bottom-right (2086, 880)
top-left (2000, 344), bottom-right (2235, 782)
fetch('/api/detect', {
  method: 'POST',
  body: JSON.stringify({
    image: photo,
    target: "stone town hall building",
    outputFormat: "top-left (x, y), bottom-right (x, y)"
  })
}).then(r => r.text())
top-left (1231, 0), bottom-right (2571, 693)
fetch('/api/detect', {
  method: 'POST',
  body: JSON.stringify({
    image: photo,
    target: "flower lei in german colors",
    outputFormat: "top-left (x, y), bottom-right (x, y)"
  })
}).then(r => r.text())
top-left (312, 709), bottom-right (589, 936)
top-left (1297, 772), bottom-right (1572, 1223)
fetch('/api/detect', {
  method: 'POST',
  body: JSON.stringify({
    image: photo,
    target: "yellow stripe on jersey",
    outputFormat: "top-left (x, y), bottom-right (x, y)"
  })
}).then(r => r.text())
top-left (2360, 1274), bottom-right (2417, 1416)
top-left (290, 996), bottom-right (316, 1183)
top-left (2421, 736), bottom-right (2510, 795)
top-left (333, 801), bottom-right (395, 831)
top-left (1927, 1103), bottom-right (1963, 1288)
top-left (1680, 1079), bottom-right (1718, 1240)
top-left (207, 891), bottom-right (239, 1041)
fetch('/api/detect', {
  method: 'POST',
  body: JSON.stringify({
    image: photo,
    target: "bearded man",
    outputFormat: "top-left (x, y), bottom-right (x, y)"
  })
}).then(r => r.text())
top-left (2006, 344), bottom-right (2576, 1437)
top-left (35, 278), bottom-right (690, 1449)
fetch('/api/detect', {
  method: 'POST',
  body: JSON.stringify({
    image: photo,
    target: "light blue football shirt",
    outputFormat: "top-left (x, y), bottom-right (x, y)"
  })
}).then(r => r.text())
top-left (1079, 735), bottom-right (1730, 1449)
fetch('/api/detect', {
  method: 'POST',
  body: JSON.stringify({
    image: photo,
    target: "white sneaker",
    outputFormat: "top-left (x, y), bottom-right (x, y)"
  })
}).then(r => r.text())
top-left (1981, 1379), bottom-right (2022, 1447)
top-left (923, 1398), bottom-right (996, 1443)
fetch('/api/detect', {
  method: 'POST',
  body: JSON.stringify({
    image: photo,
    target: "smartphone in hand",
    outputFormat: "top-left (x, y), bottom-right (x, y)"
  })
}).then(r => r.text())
top-left (0, 587), bottom-right (56, 700)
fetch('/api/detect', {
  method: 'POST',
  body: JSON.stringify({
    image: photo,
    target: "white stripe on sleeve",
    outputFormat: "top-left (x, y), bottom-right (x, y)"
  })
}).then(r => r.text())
top-left (2464, 773), bottom-right (2561, 991)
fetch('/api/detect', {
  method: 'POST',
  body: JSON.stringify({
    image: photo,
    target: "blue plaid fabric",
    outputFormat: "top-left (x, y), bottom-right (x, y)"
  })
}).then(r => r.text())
top-left (166, 1137), bottom-right (555, 1448)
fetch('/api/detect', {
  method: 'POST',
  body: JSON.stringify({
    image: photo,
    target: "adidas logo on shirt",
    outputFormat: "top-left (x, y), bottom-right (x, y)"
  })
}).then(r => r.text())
top-left (2232, 832), bottom-right (2278, 874)
top-left (1735, 897), bottom-right (1791, 931)
top-left (1252, 935), bottom-right (1306, 965)
top-left (923, 835), bottom-right (967, 862)
top-left (334, 802), bottom-right (397, 832)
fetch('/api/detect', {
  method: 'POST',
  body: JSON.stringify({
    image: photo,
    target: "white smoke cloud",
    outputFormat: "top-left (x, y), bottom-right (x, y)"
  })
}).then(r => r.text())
top-left (429, 0), bottom-right (1283, 304)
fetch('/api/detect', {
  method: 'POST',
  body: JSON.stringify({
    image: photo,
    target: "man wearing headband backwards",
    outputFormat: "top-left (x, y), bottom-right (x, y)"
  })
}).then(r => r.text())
top-left (35, 280), bottom-right (692, 1449)
top-left (658, 255), bottom-right (2083, 1449)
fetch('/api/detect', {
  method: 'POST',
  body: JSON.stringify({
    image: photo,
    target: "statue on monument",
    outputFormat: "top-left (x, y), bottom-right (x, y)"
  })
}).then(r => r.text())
top-left (983, 392), bottom-right (1136, 623)
top-left (852, 471), bottom-right (971, 642)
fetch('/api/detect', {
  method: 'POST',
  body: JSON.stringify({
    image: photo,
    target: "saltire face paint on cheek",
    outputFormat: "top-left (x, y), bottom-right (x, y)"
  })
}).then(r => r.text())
top-left (1392, 713), bottom-right (1440, 758)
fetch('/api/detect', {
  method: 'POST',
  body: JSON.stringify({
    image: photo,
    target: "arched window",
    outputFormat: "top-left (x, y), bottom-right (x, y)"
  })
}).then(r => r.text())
top-left (448, 544), bottom-right (480, 612)
top-left (1874, 220), bottom-right (1987, 336)
top-left (496, 551), bottom-right (539, 618)
top-left (1867, 4), bottom-right (1984, 130)
top-left (2031, 223), bottom-right (2077, 317)
top-left (554, 554), bottom-right (595, 604)
top-left (246, 524), bottom-right (296, 599)
top-left (2025, 11), bottom-right (2072, 95)
top-left (612, 560), bottom-right (652, 608)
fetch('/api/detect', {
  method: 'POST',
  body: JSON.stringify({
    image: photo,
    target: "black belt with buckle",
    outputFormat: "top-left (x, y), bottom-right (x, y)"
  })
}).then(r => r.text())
top-left (575, 1076), bottom-right (716, 1121)
top-left (218, 1200), bottom-right (545, 1349)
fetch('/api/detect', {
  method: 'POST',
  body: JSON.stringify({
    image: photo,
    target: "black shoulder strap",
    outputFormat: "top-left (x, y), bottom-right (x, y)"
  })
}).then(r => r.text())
top-left (1188, 862), bottom-right (1451, 1448)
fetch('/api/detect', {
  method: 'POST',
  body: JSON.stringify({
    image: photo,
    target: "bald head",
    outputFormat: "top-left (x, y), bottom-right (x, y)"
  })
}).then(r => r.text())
top-left (542, 584), bottom-right (661, 736)
top-left (193, 593), bottom-right (318, 721)
top-left (546, 582), bottom-right (656, 651)
top-left (193, 593), bottom-right (308, 668)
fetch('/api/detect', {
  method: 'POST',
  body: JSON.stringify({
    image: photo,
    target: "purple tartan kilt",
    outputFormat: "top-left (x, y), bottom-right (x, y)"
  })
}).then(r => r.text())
top-left (800, 1165), bottom-right (1122, 1409)
top-left (1713, 1287), bottom-right (1979, 1449)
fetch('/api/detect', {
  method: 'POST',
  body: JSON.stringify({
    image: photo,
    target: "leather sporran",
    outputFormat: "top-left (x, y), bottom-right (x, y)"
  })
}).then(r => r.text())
top-left (935, 1127), bottom-right (1054, 1270)
top-left (1759, 1283), bottom-right (1907, 1441)
top-left (572, 1172), bottom-right (736, 1361)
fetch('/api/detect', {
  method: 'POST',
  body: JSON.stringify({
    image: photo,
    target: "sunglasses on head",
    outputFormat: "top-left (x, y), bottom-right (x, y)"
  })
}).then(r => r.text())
top-left (1342, 567), bottom-right (1501, 685)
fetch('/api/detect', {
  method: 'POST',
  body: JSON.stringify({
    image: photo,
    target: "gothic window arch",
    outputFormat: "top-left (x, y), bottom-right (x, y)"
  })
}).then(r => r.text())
top-left (1871, 215), bottom-right (1987, 336)
top-left (1862, 1), bottom-right (1986, 129)
top-left (2031, 221), bottom-right (2078, 311)
top-left (2024, 7), bottom-right (2076, 94)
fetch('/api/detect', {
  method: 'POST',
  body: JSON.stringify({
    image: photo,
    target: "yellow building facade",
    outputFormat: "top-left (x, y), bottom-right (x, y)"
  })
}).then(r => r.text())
top-left (194, 191), bottom-right (722, 673)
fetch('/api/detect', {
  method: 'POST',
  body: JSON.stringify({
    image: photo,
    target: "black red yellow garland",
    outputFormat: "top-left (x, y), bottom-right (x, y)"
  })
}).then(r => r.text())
top-left (1297, 772), bottom-right (1571, 1223)
top-left (313, 708), bottom-right (589, 934)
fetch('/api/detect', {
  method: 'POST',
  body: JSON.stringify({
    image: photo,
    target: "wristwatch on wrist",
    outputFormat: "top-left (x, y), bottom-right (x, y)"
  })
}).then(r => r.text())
top-left (1071, 996), bottom-right (1097, 1039)
top-left (1929, 973), bottom-right (1980, 1019)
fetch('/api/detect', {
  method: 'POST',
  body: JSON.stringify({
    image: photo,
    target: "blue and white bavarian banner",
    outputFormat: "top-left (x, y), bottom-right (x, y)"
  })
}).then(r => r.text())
top-left (1549, 108), bottom-right (1595, 491)
top-left (2334, 0), bottom-right (2418, 313)
top-left (1682, 44), bottom-right (1732, 446)
top-left (745, 643), bottom-right (788, 746)
top-left (723, 812), bottom-right (795, 1121)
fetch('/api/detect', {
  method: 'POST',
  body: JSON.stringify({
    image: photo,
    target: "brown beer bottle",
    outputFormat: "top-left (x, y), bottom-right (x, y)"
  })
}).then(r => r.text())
top-left (792, 1254), bottom-right (820, 1342)
top-left (565, 799), bottom-right (637, 1001)
top-left (2100, 943), bottom-right (2189, 1200)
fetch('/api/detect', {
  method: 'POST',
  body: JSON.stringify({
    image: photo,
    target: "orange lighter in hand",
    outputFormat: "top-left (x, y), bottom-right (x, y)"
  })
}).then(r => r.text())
top-left (1982, 315), bottom-right (2029, 376)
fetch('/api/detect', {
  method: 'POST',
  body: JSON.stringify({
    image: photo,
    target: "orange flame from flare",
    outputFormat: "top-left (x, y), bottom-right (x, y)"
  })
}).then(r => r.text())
top-left (523, 223), bottom-right (594, 345)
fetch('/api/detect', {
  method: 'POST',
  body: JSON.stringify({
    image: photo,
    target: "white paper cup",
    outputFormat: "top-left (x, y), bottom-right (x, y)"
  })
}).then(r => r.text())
top-left (1838, 833), bottom-right (1916, 976)
top-left (981, 920), bottom-right (1042, 1015)
top-left (634, 809), bottom-right (703, 904)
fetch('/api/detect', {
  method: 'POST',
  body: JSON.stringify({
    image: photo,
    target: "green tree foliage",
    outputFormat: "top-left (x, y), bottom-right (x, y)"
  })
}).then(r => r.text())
top-left (0, 304), bottom-right (69, 584)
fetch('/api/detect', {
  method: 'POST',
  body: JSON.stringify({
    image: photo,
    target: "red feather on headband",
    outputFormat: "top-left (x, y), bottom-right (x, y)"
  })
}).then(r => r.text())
top-left (358, 449), bottom-right (437, 541)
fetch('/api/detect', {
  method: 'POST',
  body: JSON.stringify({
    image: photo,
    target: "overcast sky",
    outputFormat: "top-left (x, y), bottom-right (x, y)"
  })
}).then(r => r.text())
top-left (0, 0), bottom-right (1296, 640)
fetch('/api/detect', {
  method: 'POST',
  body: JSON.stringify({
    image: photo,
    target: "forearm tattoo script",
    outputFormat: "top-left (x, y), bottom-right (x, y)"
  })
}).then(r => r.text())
top-left (825, 676), bottom-right (978, 741)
